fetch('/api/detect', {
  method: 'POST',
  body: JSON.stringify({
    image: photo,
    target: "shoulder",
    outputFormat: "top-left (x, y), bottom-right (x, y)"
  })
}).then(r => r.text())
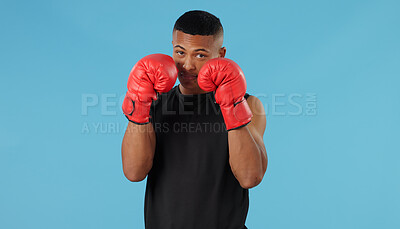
top-left (246, 95), bottom-right (265, 117)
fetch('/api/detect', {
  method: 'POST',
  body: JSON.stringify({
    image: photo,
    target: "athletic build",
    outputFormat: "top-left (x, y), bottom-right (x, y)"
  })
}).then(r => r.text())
top-left (121, 10), bottom-right (267, 229)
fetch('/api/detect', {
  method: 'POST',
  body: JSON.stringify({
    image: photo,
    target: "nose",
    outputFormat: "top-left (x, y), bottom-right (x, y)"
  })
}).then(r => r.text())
top-left (182, 56), bottom-right (196, 71)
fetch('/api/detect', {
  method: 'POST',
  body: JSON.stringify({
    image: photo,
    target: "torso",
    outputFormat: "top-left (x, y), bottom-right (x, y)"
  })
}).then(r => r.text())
top-left (145, 85), bottom-right (250, 229)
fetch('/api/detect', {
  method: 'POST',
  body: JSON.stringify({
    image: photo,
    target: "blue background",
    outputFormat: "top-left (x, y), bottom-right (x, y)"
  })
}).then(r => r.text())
top-left (1, 0), bottom-right (399, 228)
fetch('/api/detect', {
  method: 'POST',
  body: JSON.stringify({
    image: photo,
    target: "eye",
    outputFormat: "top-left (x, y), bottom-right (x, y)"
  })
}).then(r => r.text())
top-left (176, 51), bottom-right (184, 56)
top-left (196, 53), bottom-right (206, 58)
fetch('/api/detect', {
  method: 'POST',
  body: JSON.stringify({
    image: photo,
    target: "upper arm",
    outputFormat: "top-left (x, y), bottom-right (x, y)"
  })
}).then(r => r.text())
top-left (246, 95), bottom-right (267, 172)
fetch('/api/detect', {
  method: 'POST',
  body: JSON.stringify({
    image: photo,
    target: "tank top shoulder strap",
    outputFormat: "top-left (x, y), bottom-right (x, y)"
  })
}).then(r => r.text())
top-left (244, 93), bottom-right (251, 100)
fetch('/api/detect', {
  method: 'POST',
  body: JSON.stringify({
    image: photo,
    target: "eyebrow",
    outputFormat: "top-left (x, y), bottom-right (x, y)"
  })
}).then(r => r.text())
top-left (174, 45), bottom-right (210, 53)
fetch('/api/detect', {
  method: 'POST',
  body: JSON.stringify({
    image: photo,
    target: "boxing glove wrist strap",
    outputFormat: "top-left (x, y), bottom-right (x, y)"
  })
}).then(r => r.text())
top-left (219, 98), bottom-right (253, 131)
top-left (122, 92), bottom-right (153, 124)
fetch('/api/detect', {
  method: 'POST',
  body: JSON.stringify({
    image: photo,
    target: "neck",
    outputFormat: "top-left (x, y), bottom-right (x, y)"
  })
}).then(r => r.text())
top-left (178, 84), bottom-right (209, 95)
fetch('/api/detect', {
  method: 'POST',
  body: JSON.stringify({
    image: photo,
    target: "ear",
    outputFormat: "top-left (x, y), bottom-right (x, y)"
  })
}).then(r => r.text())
top-left (219, 47), bottom-right (226, 58)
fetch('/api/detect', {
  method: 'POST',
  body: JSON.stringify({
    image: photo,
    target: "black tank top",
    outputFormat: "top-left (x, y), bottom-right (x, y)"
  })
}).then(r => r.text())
top-left (145, 85), bottom-right (250, 229)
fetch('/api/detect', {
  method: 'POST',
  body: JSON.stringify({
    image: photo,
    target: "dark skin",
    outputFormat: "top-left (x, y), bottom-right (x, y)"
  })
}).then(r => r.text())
top-left (172, 30), bottom-right (225, 95)
top-left (121, 30), bottom-right (268, 189)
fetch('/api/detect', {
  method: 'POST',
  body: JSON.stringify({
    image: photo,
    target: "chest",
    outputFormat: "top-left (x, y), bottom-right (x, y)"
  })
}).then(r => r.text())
top-left (151, 94), bottom-right (229, 171)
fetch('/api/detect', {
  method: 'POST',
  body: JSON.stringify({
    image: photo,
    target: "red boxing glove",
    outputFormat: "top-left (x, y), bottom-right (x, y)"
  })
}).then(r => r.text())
top-left (122, 54), bottom-right (178, 124)
top-left (198, 58), bottom-right (253, 131)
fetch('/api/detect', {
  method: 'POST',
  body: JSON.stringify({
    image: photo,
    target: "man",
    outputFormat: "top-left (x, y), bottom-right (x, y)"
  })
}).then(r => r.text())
top-left (121, 10), bottom-right (267, 229)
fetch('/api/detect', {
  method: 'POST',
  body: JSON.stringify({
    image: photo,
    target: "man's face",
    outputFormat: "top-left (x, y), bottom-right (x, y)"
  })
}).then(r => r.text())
top-left (172, 30), bottom-right (225, 93)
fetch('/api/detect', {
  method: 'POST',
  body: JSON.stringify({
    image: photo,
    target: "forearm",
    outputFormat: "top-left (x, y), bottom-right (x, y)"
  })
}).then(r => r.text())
top-left (228, 126), bottom-right (264, 189)
top-left (121, 122), bottom-right (156, 182)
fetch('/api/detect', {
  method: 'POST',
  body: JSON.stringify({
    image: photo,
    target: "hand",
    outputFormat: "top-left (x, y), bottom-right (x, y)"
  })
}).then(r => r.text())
top-left (198, 58), bottom-right (253, 131)
top-left (122, 54), bottom-right (178, 124)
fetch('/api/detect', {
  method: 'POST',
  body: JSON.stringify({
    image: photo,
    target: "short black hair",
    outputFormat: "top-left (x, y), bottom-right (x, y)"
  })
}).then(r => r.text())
top-left (173, 10), bottom-right (223, 36)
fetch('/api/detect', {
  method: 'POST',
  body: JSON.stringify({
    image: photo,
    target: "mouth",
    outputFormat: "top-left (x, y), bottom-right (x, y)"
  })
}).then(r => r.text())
top-left (179, 72), bottom-right (198, 80)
